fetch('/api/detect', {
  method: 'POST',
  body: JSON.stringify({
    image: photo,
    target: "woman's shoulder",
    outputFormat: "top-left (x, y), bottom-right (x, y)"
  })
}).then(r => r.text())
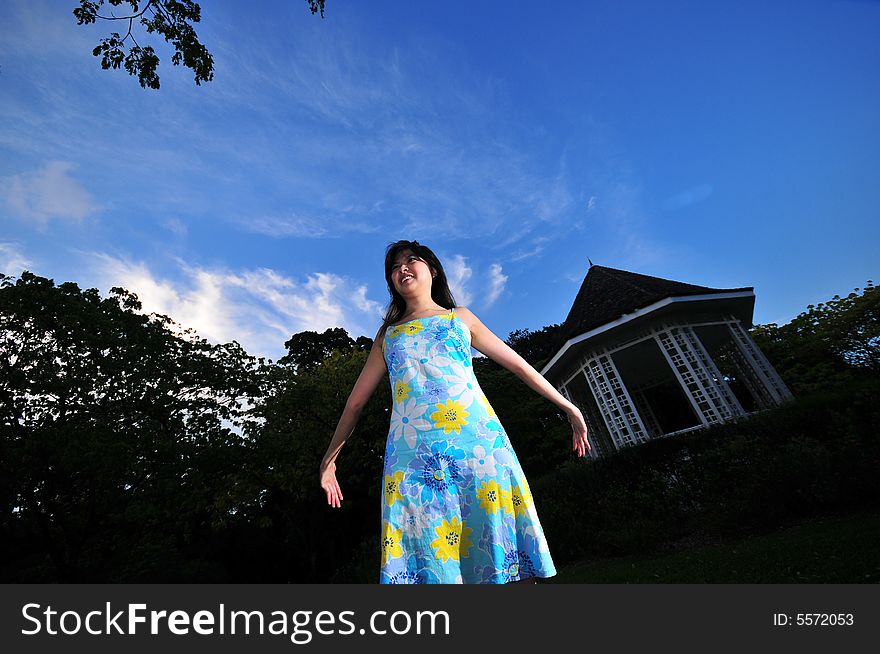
top-left (452, 305), bottom-right (478, 330)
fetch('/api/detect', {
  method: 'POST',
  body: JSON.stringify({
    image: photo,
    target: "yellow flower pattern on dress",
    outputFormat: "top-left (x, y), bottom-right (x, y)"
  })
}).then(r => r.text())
top-left (393, 381), bottom-right (411, 404)
top-left (389, 320), bottom-right (426, 339)
top-left (384, 471), bottom-right (405, 507)
top-left (476, 479), bottom-right (503, 514)
top-left (403, 321), bottom-right (425, 336)
top-left (430, 517), bottom-right (473, 562)
top-left (499, 486), bottom-right (515, 516)
top-left (382, 522), bottom-right (404, 564)
top-left (430, 399), bottom-right (470, 434)
top-left (511, 483), bottom-right (532, 517)
top-left (387, 325), bottom-right (404, 339)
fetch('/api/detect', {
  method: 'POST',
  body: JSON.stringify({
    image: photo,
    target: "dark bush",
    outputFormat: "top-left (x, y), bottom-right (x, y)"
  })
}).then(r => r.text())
top-left (532, 377), bottom-right (880, 565)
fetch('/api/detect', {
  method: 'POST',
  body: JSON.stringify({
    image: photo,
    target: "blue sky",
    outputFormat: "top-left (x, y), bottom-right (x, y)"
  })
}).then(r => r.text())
top-left (1, 0), bottom-right (878, 361)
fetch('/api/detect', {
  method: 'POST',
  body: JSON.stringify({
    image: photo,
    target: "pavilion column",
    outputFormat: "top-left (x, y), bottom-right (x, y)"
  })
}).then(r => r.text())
top-left (653, 323), bottom-right (746, 427)
top-left (630, 387), bottom-right (662, 439)
top-left (726, 318), bottom-right (794, 406)
top-left (580, 352), bottom-right (650, 450)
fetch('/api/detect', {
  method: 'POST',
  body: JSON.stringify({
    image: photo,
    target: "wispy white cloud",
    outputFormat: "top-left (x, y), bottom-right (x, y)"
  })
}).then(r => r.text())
top-left (662, 184), bottom-right (714, 211)
top-left (509, 237), bottom-right (550, 263)
top-left (204, 18), bottom-right (580, 244)
top-left (85, 252), bottom-right (384, 360)
top-left (587, 196), bottom-right (597, 212)
top-left (240, 215), bottom-right (331, 239)
top-left (444, 254), bottom-right (473, 307)
top-left (599, 178), bottom-right (670, 269)
top-left (485, 263), bottom-right (508, 307)
top-left (441, 255), bottom-right (508, 309)
top-left (0, 242), bottom-right (33, 277)
top-left (238, 213), bottom-right (380, 239)
top-left (0, 161), bottom-right (100, 226)
top-left (0, 1), bottom-right (94, 58)
top-left (161, 217), bottom-right (188, 239)
top-left (527, 160), bottom-right (576, 223)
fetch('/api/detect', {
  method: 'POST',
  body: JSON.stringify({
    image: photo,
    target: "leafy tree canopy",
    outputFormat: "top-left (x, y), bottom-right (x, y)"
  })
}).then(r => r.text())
top-left (751, 281), bottom-right (878, 395)
top-left (506, 323), bottom-right (563, 368)
top-left (278, 327), bottom-right (371, 372)
top-left (0, 271), bottom-right (268, 580)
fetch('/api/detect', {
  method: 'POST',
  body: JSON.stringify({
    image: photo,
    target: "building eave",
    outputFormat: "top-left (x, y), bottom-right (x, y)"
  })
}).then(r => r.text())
top-left (541, 290), bottom-right (756, 378)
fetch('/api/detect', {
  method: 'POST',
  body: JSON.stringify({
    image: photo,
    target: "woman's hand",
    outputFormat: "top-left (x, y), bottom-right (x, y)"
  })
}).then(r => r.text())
top-left (320, 460), bottom-right (344, 508)
top-left (566, 405), bottom-right (591, 457)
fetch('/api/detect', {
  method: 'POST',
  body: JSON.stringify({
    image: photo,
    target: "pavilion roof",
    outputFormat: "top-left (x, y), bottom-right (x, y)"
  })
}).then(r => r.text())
top-left (556, 265), bottom-right (753, 346)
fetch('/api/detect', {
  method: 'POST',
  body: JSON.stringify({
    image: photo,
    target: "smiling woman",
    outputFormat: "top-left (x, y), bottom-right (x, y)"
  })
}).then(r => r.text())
top-left (319, 239), bottom-right (591, 584)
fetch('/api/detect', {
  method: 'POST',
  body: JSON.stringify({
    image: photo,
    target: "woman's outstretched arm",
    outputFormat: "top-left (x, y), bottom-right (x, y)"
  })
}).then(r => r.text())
top-left (319, 327), bottom-right (388, 508)
top-left (455, 306), bottom-right (591, 457)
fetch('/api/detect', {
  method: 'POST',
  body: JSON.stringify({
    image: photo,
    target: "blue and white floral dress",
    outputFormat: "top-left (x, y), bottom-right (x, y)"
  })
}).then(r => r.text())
top-left (379, 307), bottom-right (557, 584)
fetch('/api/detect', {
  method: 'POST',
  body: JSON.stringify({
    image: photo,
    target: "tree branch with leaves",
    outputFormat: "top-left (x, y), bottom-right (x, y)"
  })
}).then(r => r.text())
top-left (73, 0), bottom-right (326, 90)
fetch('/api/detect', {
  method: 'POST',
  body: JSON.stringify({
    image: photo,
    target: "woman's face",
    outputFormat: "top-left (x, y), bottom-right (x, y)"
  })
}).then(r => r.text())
top-left (390, 249), bottom-right (434, 295)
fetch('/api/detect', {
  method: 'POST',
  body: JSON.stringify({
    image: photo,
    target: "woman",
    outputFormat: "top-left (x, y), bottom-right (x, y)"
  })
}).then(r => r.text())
top-left (320, 240), bottom-right (590, 583)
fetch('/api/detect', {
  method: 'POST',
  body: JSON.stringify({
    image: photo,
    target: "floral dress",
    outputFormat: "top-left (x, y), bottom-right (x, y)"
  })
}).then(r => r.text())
top-left (379, 307), bottom-right (557, 584)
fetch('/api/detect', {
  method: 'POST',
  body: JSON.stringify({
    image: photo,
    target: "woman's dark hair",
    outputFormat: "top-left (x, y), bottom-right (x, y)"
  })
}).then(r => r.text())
top-left (382, 240), bottom-right (456, 329)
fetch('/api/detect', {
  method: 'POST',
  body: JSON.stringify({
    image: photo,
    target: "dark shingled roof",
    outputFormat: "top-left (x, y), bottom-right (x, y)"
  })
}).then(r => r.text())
top-left (556, 265), bottom-right (753, 346)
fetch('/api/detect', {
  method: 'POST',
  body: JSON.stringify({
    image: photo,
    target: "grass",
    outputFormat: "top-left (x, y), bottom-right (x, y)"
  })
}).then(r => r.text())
top-left (552, 503), bottom-right (880, 583)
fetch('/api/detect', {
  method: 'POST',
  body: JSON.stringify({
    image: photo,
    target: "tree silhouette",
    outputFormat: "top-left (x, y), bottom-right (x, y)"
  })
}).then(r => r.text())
top-left (279, 327), bottom-right (371, 373)
top-left (72, 0), bottom-right (326, 89)
top-left (0, 272), bottom-right (267, 580)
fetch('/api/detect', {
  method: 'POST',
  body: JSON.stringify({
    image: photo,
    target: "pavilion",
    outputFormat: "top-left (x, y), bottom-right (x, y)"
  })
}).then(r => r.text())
top-left (541, 265), bottom-right (793, 459)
